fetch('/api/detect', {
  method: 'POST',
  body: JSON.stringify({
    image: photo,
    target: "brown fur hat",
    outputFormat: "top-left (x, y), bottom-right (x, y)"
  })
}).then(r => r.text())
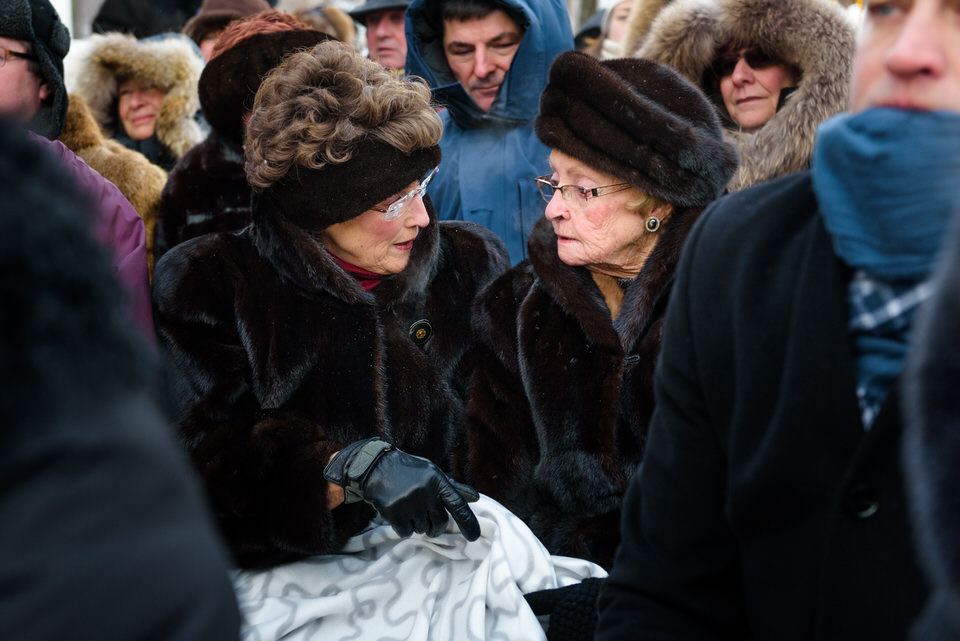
top-left (182, 0), bottom-right (272, 44)
top-left (535, 51), bottom-right (738, 208)
top-left (199, 29), bottom-right (332, 144)
top-left (259, 141), bottom-right (441, 232)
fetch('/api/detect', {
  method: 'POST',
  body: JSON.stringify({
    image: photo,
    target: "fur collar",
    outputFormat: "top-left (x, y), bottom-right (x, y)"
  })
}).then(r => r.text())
top-left (526, 209), bottom-right (700, 352)
top-left (634, 0), bottom-right (855, 191)
top-left (250, 194), bottom-right (441, 309)
top-left (71, 32), bottom-right (205, 159)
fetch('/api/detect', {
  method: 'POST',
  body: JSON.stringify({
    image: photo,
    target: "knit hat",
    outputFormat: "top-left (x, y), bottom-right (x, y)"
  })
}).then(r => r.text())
top-left (535, 51), bottom-right (739, 208)
top-left (182, 0), bottom-right (272, 44)
top-left (199, 29), bottom-right (332, 144)
top-left (260, 140), bottom-right (441, 231)
top-left (0, 0), bottom-right (70, 138)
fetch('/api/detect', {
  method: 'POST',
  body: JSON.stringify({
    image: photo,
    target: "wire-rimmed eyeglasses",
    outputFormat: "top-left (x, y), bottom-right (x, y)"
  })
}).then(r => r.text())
top-left (371, 166), bottom-right (439, 221)
top-left (535, 175), bottom-right (631, 209)
top-left (0, 46), bottom-right (38, 67)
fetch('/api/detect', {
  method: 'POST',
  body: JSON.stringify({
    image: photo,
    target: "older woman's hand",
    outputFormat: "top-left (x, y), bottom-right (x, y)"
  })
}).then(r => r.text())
top-left (324, 438), bottom-right (481, 540)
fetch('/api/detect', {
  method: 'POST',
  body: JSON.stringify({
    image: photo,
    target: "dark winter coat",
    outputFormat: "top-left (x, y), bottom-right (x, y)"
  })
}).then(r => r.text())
top-left (2, 117), bottom-right (239, 641)
top-left (153, 196), bottom-right (509, 569)
top-left (154, 130), bottom-right (249, 263)
top-left (454, 212), bottom-right (699, 569)
top-left (597, 173), bottom-right (929, 641)
top-left (902, 216), bottom-right (960, 641)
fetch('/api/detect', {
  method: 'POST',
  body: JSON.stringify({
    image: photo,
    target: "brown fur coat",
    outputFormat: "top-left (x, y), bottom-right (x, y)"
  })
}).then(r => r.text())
top-left (453, 211), bottom-right (700, 569)
top-left (58, 93), bottom-right (167, 276)
top-left (632, 0), bottom-right (855, 191)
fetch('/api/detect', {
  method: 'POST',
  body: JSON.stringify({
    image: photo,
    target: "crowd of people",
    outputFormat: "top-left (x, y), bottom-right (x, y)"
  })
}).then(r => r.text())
top-left (3, 0), bottom-right (960, 639)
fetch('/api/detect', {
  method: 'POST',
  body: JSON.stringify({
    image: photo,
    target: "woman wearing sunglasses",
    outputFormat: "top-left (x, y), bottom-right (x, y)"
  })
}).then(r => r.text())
top-left (152, 40), bottom-right (512, 583)
top-left (451, 52), bottom-right (738, 569)
top-left (632, 0), bottom-right (855, 191)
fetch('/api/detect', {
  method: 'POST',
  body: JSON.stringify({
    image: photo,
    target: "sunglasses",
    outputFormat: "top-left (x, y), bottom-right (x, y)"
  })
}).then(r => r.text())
top-left (715, 48), bottom-right (777, 77)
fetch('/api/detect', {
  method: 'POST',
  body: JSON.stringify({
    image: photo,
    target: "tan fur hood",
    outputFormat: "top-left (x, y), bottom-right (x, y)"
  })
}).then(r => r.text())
top-left (633, 0), bottom-right (855, 191)
top-left (72, 32), bottom-right (205, 159)
top-left (59, 93), bottom-right (168, 276)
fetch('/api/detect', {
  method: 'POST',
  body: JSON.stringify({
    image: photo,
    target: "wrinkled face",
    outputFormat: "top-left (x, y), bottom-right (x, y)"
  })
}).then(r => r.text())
top-left (442, 9), bottom-right (523, 112)
top-left (851, 0), bottom-right (960, 113)
top-left (365, 9), bottom-right (407, 70)
top-left (117, 79), bottom-right (166, 141)
top-left (0, 36), bottom-right (49, 126)
top-left (719, 50), bottom-right (797, 132)
top-left (321, 179), bottom-right (431, 274)
top-left (543, 150), bottom-right (651, 275)
top-left (606, 0), bottom-right (633, 44)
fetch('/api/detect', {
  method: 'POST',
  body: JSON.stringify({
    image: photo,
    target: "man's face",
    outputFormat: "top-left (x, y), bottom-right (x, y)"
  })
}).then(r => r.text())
top-left (365, 9), bottom-right (407, 70)
top-left (0, 37), bottom-right (49, 126)
top-left (851, 0), bottom-right (960, 112)
top-left (442, 9), bottom-right (523, 112)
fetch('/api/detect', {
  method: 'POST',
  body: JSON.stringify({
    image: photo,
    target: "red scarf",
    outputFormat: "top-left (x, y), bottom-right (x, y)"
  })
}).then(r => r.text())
top-left (329, 253), bottom-right (382, 290)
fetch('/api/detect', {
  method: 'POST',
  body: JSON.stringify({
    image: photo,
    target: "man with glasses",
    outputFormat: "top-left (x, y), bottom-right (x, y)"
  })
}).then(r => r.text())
top-left (404, 0), bottom-right (573, 264)
top-left (597, 0), bottom-right (960, 639)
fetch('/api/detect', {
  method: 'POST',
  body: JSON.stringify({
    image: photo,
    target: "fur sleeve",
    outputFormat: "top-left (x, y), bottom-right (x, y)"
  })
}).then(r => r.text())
top-left (153, 236), bottom-right (364, 563)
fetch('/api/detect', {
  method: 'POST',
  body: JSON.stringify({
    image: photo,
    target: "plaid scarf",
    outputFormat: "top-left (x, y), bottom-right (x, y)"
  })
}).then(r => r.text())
top-left (848, 270), bottom-right (935, 428)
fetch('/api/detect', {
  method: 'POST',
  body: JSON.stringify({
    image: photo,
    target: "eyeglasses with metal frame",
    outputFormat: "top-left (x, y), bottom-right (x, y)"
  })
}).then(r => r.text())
top-left (534, 175), bottom-right (632, 209)
top-left (0, 46), bottom-right (38, 67)
top-left (371, 166), bottom-right (440, 221)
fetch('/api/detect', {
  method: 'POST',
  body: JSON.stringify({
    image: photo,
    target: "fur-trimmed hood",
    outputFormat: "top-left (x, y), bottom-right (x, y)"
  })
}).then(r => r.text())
top-left (71, 32), bottom-right (205, 159)
top-left (59, 93), bottom-right (167, 275)
top-left (633, 0), bottom-right (855, 191)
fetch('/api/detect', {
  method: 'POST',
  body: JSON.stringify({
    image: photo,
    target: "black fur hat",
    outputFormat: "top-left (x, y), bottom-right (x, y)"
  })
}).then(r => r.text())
top-left (0, 0), bottom-right (70, 138)
top-left (259, 140), bottom-right (441, 231)
top-left (535, 51), bottom-right (739, 208)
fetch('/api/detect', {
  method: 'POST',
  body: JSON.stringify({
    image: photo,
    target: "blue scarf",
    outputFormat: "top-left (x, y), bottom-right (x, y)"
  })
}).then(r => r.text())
top-left (812, 108), bottom-right (960, 426)
top-left (812, 108), bottom-right (960, 280)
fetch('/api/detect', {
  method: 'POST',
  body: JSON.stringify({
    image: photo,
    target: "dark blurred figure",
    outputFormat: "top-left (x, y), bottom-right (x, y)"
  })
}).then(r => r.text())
top-left (92, 0), bottom-right (278, 39)
top-left (0, 116), bottom-right (241, 641)
top-left (903, 214), bottom-right (960, 641)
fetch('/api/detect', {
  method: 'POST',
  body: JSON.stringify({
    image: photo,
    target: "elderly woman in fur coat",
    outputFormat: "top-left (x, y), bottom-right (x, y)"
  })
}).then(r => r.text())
top-left (154, 11), bottom-right (328, 263)
top-left (452, 51), bottom-right (739, 569)
top-left (629, 0), bottom-right (854, 192)
top-left (153, 40), bottom-right (510, 571)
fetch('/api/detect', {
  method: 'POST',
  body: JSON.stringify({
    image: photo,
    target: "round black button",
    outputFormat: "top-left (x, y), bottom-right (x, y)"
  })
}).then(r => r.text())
top-left (409, 319), bottom-right (433, 345)
top-left (846, 484), bottom-right (880, 519)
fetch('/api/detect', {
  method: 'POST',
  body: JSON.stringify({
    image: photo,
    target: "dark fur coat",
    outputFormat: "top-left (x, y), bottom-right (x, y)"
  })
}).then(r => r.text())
top-left (154, 130), bottom-right (250, 263)
top-left (454, 212), bottom-right (700, 568)
top-left (153, 196), bottom-right (508, 569)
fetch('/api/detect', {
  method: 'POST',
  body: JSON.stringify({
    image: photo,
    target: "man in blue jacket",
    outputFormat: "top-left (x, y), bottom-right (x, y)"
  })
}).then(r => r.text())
top-left (405, 0), bottom-right (573, 264)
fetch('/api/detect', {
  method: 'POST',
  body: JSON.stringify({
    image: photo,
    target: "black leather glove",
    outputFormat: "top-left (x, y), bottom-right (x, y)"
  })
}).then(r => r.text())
top-left (324, 438), bottom-right (481, 541)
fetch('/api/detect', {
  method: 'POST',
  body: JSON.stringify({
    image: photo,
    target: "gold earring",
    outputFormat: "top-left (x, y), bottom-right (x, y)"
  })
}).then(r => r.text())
top-left (645, 216), bottom-right (661, 233)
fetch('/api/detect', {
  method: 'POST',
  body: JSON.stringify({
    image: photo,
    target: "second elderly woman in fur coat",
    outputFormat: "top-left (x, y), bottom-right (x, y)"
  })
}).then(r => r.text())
top-left (631, 0), bottom-right (854, 192)
top-left (452, 52), bottom-right (739, 569)
top-left (152, 40), bottom-right (509, 572)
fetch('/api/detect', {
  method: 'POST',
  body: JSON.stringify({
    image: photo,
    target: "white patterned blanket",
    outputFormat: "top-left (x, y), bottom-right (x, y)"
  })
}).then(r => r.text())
top-left (234, 495), bottom-right (608, 641)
